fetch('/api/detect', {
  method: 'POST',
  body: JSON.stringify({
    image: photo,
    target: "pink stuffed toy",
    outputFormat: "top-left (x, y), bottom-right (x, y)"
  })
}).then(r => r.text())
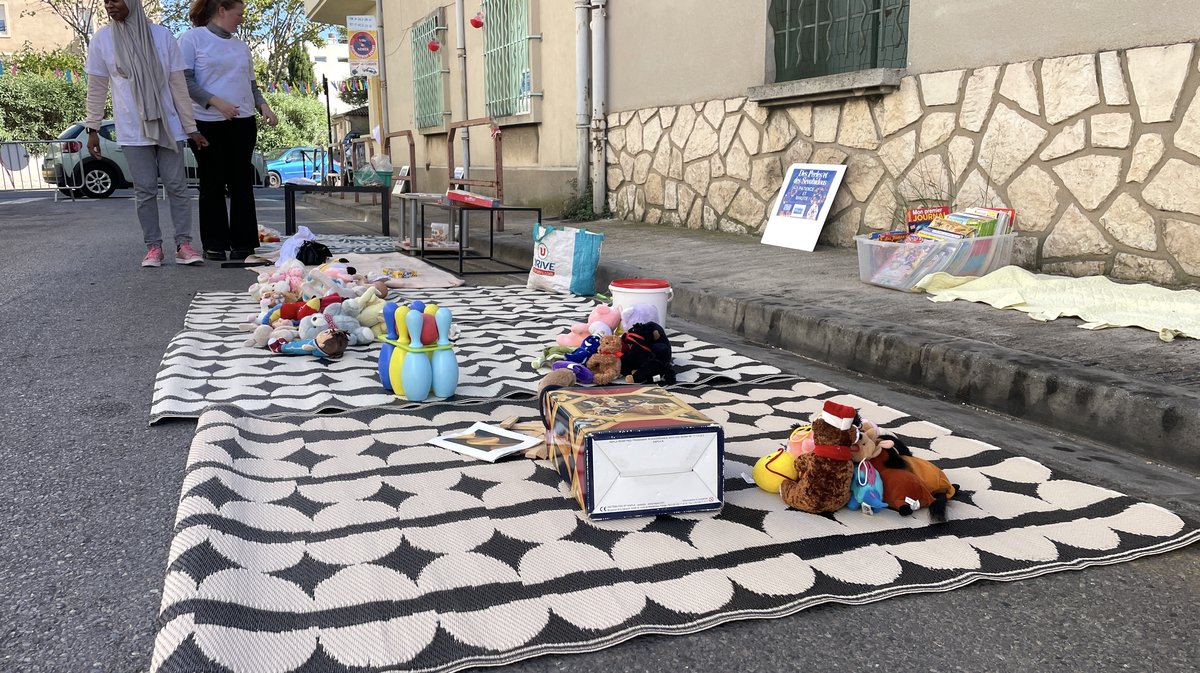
top-left (556, 304), bottom-right (623, 348)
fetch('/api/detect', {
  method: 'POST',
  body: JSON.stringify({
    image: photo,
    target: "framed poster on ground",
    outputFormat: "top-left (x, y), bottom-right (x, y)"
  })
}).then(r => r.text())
top-left (761, 163), bottom-right (847, 252)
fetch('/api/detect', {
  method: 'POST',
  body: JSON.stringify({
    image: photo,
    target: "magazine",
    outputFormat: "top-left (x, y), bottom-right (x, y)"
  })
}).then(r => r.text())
top-left (428, 422), bottom-right (543, 462)
top-left (905, 206), bottom-right (950, 234)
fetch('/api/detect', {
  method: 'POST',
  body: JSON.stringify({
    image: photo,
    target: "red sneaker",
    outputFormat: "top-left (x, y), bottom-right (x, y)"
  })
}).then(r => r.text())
top-left (142, 245), bottom-right (164, 267)
top-left (175, 242), bottom-right (204, 265)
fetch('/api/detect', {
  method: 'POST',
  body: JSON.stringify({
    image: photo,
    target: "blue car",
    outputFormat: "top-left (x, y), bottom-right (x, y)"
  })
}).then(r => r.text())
top-left (264, 147), bottom-right (339, 187)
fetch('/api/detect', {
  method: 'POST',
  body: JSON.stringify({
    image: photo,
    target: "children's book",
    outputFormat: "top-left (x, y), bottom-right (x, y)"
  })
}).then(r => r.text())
top-left (870, 242), bottom-right (946, 289)
top-left (428, 422), bottom-right (542, 462)
top-left (923, 217), bottom-right (977, 239)
top-left (962, 207), bottom-right (1016, 235)
top-left (944, 212), bottom-right (997, 236)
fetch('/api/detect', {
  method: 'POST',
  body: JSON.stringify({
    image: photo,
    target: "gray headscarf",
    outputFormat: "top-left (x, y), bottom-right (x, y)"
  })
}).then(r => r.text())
top-left (110, 0), bottom-right (176, 150)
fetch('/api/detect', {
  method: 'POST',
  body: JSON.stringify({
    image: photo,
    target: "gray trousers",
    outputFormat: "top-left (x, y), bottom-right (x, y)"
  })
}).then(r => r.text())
top-left (122, 142), bottom-right (193, 248)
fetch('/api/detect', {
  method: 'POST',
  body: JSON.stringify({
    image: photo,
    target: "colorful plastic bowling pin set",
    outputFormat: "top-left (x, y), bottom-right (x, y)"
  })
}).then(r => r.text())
top-left (377, 300), bottom-right (459, 401)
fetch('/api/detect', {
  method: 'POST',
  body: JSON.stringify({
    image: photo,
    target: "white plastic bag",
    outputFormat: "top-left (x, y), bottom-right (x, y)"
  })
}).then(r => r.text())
top-left (276, 226), bottom-right (316, 267)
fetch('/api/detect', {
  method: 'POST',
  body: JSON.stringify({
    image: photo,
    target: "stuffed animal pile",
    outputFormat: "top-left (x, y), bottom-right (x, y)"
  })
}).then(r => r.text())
top-left (239, 257), bottom-right (390, 358)
top-left (754, 401), bottom-right (958, 521)
top-left (538, 301), bottom-right (676, 390)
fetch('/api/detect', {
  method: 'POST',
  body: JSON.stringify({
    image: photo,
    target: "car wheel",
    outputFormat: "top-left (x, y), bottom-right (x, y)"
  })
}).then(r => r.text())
top-left (267, 171), bottom-right (282, 188)
top-left (81, 163), bottom-right (117, 198)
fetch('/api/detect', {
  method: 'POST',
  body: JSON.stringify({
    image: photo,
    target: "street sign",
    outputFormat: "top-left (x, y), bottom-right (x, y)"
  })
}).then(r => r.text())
top-left (347, 15), bottom-right (379, 77)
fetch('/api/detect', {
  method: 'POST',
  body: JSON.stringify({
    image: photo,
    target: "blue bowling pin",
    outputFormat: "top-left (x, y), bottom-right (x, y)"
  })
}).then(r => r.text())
top-left (431, 307), bottom-right (458, 398)
top-left (378, 302), bottom-right (399, 390)
top-left (401, 308), bottom-right (433, 401)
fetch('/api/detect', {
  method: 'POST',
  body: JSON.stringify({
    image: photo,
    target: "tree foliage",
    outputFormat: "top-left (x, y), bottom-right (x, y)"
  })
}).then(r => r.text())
top-left (338, 76), bottom-right (368, 107)
top-left (0, 74), bottom-right (90, 141)
top-left (285, 43), bottom-right (314, 84)
top-left (255, 91), bottom-right (327, 154)
top-left (160, 0), bottom-right (330, 83)
top-left (6, 46), bottom-right (86, 74)
top-left (23, 1), bottom-right (160, 51)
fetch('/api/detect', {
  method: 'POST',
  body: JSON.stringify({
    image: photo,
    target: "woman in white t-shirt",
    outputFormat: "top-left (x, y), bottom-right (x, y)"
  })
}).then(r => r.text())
top-left (83, 0), bottom-right (209, 268)
top-left (179, 0), bottom-right (277, 262)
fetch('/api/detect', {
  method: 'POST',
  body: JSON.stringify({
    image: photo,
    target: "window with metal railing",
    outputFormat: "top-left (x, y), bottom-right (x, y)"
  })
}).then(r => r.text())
top-left (411, 10), bottom-right (447, 129)
top-left (481, 0), bottom-right (532, 118)
top-left (770, 0), bottom-right (909, 82)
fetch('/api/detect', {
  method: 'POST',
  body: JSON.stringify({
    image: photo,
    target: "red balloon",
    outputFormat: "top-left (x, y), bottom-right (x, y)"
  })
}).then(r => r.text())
top-left (427, 39), bottom-right (440, 52)
top-left (470, 14), bottom-right (484, 28)
top-left (420, 313), bottom-right (439, 346)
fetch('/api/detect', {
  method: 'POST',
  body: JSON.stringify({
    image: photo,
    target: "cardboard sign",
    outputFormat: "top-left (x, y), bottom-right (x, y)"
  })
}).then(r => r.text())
top-left (761, 163), bottom-right (847, 252)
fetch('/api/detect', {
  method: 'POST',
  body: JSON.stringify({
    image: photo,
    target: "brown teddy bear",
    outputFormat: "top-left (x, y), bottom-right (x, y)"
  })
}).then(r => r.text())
top-left (586, 335), bottom-right (623, 385)
top-left (780, 400), bottom-right (857, 513)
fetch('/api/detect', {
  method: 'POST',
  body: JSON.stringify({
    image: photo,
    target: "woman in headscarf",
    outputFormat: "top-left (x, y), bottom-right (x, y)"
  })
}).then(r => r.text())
top-left (84, 0), bottom-right (209, 268)
top-left (179, 0), bottom-right (278, 262)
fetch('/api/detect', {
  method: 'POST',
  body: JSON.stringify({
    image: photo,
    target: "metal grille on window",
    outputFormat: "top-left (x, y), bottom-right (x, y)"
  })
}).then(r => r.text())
top-left (770, 0), bottom-right (909, 82)
top-left (482, 0), bottom-right (531, 118)
top-left (411, 12), bottom-right (446, 129)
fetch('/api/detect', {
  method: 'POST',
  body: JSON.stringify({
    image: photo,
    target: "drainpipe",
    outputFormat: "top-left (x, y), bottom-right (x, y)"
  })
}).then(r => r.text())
top-left (575, 0), bottom-right (591, 195)
top-left (455, 0), bottom-right (471, 177)
top-left (376, 1), bottom-right (390, 139)
top-left (590, 0), bottom-right (607, 215)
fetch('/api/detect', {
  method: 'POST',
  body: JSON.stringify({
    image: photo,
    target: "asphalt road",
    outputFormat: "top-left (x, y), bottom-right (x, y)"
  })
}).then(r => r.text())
top-left (0, 189), bottom-right (1197, 673)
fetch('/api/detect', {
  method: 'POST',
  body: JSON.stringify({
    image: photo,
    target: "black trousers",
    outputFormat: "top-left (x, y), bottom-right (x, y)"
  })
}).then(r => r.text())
top-left (195, 116), bottom-right (258, 252)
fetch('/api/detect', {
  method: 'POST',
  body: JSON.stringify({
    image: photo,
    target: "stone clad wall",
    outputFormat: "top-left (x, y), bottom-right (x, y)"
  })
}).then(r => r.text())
top-left (605, 41), bottom-right (1200, 286)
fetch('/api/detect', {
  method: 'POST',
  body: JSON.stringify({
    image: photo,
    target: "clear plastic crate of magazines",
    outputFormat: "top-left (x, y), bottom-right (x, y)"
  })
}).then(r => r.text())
top-left (855, 207), bottom-right (1018, 292)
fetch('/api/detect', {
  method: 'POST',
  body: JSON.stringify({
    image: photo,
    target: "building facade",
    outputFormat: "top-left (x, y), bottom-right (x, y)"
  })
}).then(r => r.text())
top-left (311, 26), bottom-right (355, 116)
top-left (0, 0), bottom-right (82, 56)
top-left (306, 0), bottom-right (1200, 285)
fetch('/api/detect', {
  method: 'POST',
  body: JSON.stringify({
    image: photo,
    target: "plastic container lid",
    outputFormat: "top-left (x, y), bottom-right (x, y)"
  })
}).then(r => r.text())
top-left (610, 278), bottom-right (670, 290)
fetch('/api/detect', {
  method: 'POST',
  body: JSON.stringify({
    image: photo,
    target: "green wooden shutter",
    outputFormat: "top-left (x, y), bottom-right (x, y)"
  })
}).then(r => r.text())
top-left (411, 12), bottom-right (446, 129)
top-left (770, 0), bottom-right (909, 82)
top-left (482, 0), bottom-right (531, 118)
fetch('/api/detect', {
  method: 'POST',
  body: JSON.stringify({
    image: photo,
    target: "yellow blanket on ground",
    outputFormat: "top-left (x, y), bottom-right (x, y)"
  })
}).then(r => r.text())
top-left (915, 265), bottom-right (1200, 342)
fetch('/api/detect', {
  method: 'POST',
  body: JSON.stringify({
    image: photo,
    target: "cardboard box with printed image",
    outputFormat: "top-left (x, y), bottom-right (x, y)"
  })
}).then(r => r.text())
top-left (541, 386), bottom-right (724, 520)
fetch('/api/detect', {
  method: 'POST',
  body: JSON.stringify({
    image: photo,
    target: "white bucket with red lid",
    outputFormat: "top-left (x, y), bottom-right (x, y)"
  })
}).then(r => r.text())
top-left (609, 278), bottom-right (673, 330)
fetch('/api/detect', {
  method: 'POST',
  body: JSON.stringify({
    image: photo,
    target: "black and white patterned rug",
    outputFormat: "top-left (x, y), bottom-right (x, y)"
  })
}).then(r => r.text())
top-left (183, 288), bottom-right (603, 332)
top-left (153, 288), bottom-right (781, 422)
top-left (150, 378), bottom-right (1199, 673)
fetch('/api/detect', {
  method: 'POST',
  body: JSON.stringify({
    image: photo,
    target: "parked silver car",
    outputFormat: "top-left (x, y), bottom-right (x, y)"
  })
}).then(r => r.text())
top-left (42, 121), bottom-right (266, 198)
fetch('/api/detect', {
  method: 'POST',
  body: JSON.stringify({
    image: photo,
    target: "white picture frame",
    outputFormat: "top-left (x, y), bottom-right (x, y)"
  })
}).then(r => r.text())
top-left (428, 422), bottom-right (542, 462)
top-left (761, 163), bottom-right (848, 252)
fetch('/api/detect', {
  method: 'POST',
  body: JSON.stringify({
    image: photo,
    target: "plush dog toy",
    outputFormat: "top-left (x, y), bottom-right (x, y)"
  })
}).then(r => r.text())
top-left (620, 322), bottom-right (675, 384)
top-left (780, 400), bottom-right (856, 513)
top-left (586, 335), bottom-right (623, 385)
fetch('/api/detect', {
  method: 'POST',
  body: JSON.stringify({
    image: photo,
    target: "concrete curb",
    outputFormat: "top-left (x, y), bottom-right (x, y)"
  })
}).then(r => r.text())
top-left (300, 195), bottom-right (1200, 470)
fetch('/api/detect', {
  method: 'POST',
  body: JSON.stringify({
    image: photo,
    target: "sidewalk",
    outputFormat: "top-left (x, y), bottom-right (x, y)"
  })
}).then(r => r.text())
top-left (302, 194), bottom-right (1200, 471)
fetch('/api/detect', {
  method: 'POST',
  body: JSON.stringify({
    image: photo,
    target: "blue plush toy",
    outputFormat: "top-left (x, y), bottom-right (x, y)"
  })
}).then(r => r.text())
top-left (563, 335), bottom-right (601, 363)
top-left (848, 459), bottom-right (887, 514)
